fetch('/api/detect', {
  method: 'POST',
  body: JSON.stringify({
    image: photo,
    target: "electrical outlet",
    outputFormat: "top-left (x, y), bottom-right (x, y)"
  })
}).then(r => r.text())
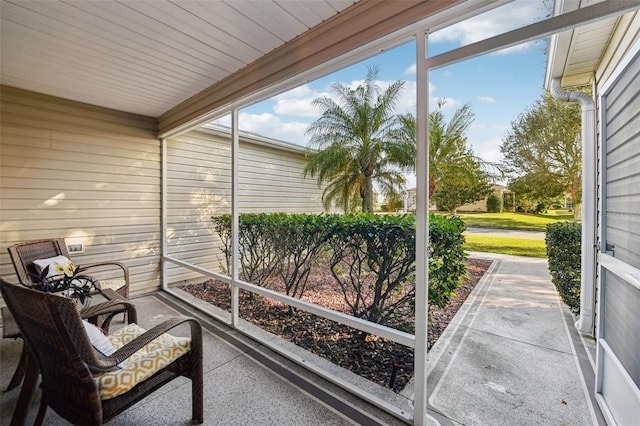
top-left (67, 244), bottom-right (84, 253)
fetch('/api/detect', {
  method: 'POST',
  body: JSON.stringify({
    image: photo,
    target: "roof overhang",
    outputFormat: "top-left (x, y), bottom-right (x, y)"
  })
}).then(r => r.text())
top-left (545, 0), bottom-right (640, 90)
top-left (2, 0), bottom-right (482, 136)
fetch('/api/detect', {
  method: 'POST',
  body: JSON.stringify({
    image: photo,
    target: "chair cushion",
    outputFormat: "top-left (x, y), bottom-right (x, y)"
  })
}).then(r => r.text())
top-left (94, 324), bottom-right (191, 400)
top-left (97, 279), bottom-right (126, 292)
top-left (33, 255), bottom-right (75, 279)
top-left (82, 321), bottom-right (116, 356)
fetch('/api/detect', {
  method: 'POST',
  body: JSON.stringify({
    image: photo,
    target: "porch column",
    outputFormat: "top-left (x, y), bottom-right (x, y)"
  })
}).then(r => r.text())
top-left (414, 29), bottom-right (429, 426)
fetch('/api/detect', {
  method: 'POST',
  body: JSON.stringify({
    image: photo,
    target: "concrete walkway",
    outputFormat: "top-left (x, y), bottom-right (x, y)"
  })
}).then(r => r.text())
top-left (464, 227), bottom-right (546, 240)
top-left (426, 252), bottom-right (603, 426)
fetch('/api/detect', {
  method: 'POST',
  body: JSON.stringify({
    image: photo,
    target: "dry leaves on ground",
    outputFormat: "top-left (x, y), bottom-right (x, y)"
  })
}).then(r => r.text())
top-left (181, 258), bottom-right (491, 392)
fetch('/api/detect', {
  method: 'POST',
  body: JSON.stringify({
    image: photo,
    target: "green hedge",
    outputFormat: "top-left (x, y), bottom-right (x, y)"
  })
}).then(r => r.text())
top-left (428, 215), bottom-right (467, 308)
top-left (545, 222), bottom-right (581, 313)
top-left (211, 213), bottom-right (467, 329)
top-left (486, 193), bottom-right (503, 213)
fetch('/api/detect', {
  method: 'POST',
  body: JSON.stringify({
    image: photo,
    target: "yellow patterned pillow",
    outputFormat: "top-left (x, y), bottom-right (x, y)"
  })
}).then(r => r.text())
top-left (33, 255), bottom-right (75, 279)
top-left (94, 323), bottom-right (191, 400)
top-left (97, 278), bottom-right (126, 292)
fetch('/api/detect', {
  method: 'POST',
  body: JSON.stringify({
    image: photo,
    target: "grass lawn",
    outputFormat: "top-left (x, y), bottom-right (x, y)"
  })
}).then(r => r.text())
top-left (453, 210), bottom-right (574, 231)
top-left (464, 234), bottom-right (547, 258)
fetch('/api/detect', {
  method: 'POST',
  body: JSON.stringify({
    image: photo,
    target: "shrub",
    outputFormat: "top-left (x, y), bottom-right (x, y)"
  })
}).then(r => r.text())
top-left (273, 213), bottom-right (330, 306)
top-left (486, 193), bottom-right (503, 213)
top-left (211, 213), bottom-right (282, 287)
top-left (428, 215), bottom-right (467, 308)
top-left (545, 222), bottom-right (581, 313)
top-left (324, 214), bottom-right (416, 330)
top-left (211, 213), bottom-right (468, 330)
top-left (535, 202), bottom-right (548, 214)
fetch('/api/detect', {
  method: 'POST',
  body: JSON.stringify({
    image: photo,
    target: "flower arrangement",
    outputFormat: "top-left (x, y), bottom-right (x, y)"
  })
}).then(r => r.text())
top-left (32, 263), bottom-right (97, 305)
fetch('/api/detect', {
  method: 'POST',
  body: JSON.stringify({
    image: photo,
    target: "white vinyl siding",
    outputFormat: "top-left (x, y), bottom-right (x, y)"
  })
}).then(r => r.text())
top-left (597, 40), bottom-right (640, 424)
top-left (0, 86), bottom-right (161, 296)
top-left (0, 87), bottom-right (328, 293)
top-left (165, 129), bottom-right (326, 283)
top-left (603, 53), bottom-right (640, 269)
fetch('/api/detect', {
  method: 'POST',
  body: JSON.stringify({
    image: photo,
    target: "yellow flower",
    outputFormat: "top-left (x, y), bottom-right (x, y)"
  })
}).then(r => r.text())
top-left (54, 260), bottom-right (76, 277)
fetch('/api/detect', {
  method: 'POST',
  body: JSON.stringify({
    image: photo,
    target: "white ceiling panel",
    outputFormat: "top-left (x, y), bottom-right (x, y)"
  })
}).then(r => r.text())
top-left (0, 0), bottom-right (358, 117)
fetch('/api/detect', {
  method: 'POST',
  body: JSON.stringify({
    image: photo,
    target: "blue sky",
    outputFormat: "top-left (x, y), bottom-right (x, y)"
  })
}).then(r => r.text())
top-left (216, 1), bottom-right (550, 187)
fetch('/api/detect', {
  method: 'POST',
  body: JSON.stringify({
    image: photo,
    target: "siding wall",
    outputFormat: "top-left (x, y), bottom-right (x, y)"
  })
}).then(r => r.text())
top-left (165, 129), bottom-right (326, 282)
top-left (0, 86), bottom-right (161, 296)
top-left (0, 87), bottom-right (328, 294)
top-left (600, 46), bottom-right (640, 388)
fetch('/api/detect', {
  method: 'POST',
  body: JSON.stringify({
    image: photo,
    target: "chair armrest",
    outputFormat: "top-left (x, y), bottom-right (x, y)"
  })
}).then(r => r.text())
top-left (78, 261), bottom-right (129, 283)
top-left (78, 261), bottom-right (129, 298)
top-left (80, 299), bottom-right (138, 325)
top-left (91, 316), bottom-right (201, 371)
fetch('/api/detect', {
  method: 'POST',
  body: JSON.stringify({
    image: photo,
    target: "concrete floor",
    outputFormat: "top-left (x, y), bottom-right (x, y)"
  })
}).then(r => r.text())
top-left (1, 293), bottom-right (404, 426)
top-left (1, 252), bottom-right (605, 425)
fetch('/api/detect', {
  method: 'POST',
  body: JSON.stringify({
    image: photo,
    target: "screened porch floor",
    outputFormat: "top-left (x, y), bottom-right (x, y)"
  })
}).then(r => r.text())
top-left (0, 292), bottom-right (404, 425)
top-left (1, 253), bottom-right (605, 425)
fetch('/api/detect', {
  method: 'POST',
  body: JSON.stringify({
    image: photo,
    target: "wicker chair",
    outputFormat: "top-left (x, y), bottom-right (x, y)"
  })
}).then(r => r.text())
top-left (8, 238), bottom-right (129, 299)
top-left (3, 238), bottom-right (133, 393)
top-left (0, 279), bottom-right (203, 425)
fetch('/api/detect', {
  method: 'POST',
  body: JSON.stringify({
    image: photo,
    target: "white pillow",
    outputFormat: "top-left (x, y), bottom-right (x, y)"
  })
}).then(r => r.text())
top-left (82, 320), bottom-right (116, 356)
top-left (33, 255), bottom-right (75, 279)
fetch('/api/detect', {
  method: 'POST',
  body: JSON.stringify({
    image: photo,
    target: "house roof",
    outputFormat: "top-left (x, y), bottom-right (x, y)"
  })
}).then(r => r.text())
top-left (544, 0), bottom-right (638, 89)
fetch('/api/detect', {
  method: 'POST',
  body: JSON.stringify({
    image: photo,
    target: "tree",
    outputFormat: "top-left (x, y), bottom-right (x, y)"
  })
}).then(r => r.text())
top-left (398, 101), bottom-right (499, 202)
top-left (507, 173), bottom-right (564, 213)
top-left (303, 66), bottom-right (415, 212)
top-left (432, 162), bottom-right (492, 213)
top-left (501, 92), bottom-right (582, 219)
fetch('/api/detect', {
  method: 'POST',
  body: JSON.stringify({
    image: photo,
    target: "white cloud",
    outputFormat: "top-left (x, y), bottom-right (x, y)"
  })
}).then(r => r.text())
top-left (272, 85), bottom-right (328, 118)
top-left (213, 77), bottom-right (464, 145)
top-left (272, 78), bottom-right (430, 119)
top-left (478, 96), bottom-right (496, 103)
top-left (472, 136), bottom-right (504, 164)
top-left (430, 0), bottom-right (547, 52)
top-left (404, 64), bottom-right (416, 75)
top-left (213, 112), bottom-right (309, 145)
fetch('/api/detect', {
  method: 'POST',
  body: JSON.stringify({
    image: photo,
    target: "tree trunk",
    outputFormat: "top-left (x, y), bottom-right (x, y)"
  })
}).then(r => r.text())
top-left (573, 202), bottom-right (582, 221)
top-left (428, 177), bottom-right (436, 201)
top-left (363, 168), bottom-right (374, 212)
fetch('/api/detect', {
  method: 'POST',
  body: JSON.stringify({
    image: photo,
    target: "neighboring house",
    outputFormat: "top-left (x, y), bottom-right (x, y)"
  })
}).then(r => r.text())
top-left (458, 184), bottom-right (511, 212)
top-left (546, 3), bottom-right (640, 424)
top-left (404, 187), bottom-right (436, 212)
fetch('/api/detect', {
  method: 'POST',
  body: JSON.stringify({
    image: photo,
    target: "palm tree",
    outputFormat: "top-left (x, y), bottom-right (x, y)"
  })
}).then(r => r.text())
top-left (303, 66), bottom-right (414, 212)
top-left (398, 100), bottom-right (500, 198)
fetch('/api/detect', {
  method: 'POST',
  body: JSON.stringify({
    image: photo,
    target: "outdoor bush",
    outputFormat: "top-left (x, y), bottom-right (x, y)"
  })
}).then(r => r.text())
top-left (428, 215), bottom-right (467, 308)
top-left (545, 222), bottom-right (581, 313)
top-left (273, 213), bottom-right (330, 307)
top-left (535, 202), bottom-right (549, 214)
top-left (212, 213), bottom-right (331, 304)
top-left (324, 214), bottom-right (416, 332)
top-left (486, 193), bottom-right (503, 213)
top-left (211, 212), bottom-right (468, 330)
top-left (211, 213), bottom-right (282, 288)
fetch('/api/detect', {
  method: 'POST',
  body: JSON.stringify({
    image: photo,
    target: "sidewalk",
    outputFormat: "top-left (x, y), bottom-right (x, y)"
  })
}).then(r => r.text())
top-left (464, 227), bottom-right (546, 240)
top-left (425, 252), bottom-right (603, 426)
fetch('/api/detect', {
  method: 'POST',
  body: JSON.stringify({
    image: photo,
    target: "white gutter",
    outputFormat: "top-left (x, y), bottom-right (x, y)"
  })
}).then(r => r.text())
top-left (549, 78), bottom-right (596, 335)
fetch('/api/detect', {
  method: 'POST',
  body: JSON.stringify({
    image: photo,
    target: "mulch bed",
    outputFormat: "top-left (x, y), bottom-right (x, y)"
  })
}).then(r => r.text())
top-left (180, 258), bottom-right (492, 392)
